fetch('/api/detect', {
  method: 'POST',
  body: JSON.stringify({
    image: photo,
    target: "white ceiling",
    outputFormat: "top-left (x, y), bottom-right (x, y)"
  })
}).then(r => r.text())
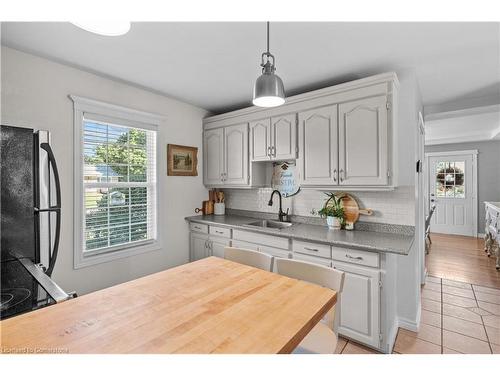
top-left (1, 22), bottom-right (499, 114)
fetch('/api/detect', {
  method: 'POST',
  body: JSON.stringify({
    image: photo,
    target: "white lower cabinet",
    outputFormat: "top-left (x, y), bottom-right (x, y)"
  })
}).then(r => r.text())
top-left (190, 228), bottom-right (230, 260)
top-left (210, 237), bottom-right (230, 258)
top-left (189, 222), bottom-right (392, 352)
top-left (332, 260), bottom-right (381, 349)
top-left (190, 232), bottom-right (210, 261)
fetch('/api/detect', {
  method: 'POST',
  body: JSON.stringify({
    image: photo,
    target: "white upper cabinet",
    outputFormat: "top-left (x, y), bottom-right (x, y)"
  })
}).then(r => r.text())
top-left (250, 114), bottom-right (297, 161)
top-left (271, 113), bottom-right (297, 160)
top-left (250, 118), bottom-right (271, 161)
top-left (203, 73), bottom-right (398, 190)
top-left (298, 105), bottom-right (338, 186)
top-left (224, 123), bottom-right (248, 185)
top-left (203, 127), bottom-right (224, 186)
top-left (339, 95), bottom-right (388, 186)
top-left (203, 123), bottom-right (257, 187)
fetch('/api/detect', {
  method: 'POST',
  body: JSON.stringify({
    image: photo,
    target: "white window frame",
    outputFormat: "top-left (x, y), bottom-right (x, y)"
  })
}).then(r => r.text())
top-left (70, 95), bottom-right (163, 269)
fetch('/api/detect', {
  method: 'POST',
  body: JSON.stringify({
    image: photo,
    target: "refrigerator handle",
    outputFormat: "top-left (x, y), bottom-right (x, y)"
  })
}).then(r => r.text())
top-left (40, 143), bottom-right (61, 277)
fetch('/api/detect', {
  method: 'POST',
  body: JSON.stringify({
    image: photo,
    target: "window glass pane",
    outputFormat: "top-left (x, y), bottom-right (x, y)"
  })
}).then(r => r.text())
top-left (131, 223), bottom-right (147, 242)
top-left (109, 226), bottom-right (130, 246)
top-left (436, 182), bottom-right (445, 197)
top-left (86, 229), bottom-right (109, 250)
top-left (131, 205), bottom-right (147, 223)
top-left (454, 186), bottom-right (465, 198)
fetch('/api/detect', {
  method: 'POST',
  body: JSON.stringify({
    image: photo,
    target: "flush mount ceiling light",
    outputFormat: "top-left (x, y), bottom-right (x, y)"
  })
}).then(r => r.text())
top-left (252, 22), bottom-right (285, 107)
top-left (71, 21), bottom-right (131, 36)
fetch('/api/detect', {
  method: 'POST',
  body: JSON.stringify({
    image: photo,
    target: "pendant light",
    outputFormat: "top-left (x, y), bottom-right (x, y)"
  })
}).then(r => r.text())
top-left (252, 22), bottom-right (285, 107)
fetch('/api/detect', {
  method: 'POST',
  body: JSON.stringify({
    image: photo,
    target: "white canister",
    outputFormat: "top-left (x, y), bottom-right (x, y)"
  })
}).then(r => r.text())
top-left (214, 203), bottom-right (225, 215)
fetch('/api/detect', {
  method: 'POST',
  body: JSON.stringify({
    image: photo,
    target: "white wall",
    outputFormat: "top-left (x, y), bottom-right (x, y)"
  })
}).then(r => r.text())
top-left (395, 69), bottom-right (423, 330)
top-left (1, 46), bottom-right (208, 295)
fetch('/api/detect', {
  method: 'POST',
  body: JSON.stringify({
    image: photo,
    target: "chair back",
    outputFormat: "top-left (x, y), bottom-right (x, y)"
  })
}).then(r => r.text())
top-left (224, 247), bottom-right (274, 272)
top-left (274, 257), bottom-right (344, 328)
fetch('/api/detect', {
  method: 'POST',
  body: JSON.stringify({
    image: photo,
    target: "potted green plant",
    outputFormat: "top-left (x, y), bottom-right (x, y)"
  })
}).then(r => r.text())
top-left (318, 193), bottom-right (345, 229)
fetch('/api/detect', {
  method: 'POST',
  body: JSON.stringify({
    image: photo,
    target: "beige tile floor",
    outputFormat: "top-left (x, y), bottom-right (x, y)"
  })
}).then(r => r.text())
top-left (337, 275), bottom-right (500, 354)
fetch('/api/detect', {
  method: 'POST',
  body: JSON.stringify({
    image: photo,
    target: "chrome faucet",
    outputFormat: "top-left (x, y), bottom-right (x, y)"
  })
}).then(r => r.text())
top-left (268, 190), bottom-right (290, 222)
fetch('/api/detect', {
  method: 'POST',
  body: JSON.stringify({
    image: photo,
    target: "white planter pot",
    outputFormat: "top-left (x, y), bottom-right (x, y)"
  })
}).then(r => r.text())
top-left (326, 216), bottom-right (341, 229)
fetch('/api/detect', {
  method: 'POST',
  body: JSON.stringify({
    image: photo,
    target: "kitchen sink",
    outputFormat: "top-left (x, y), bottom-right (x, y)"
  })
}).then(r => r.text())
top-left (244, 220), bottom-right (294, 230)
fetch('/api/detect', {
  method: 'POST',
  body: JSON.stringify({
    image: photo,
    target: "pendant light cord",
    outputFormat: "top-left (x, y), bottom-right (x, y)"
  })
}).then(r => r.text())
top-left (267, 21), bottom-right (270, 55)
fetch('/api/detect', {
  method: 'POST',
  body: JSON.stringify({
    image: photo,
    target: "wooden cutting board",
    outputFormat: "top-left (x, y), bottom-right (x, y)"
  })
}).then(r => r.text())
top-left (332, 193), bottom-right (373, 224)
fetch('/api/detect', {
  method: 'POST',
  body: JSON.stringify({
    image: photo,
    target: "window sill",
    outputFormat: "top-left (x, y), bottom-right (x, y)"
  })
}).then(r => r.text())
top-left (74, 240), bottom-right (161, 269)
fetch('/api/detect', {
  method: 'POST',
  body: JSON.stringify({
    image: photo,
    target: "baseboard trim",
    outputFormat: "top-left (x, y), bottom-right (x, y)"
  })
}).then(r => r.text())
top-left (397, 300), bottom-right (421, 332)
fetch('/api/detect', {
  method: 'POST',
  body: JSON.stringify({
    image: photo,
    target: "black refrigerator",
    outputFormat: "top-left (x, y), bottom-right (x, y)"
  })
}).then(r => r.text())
top-left (1, 125), bottom-right (71, 320)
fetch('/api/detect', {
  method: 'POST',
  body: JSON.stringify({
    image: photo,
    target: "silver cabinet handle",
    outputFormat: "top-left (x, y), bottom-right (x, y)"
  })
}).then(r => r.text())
top-left (194, 226), bottom-right (201, 230)
top-left (304, 247), bottom-right (319, 252)
top-left (204, 240), bottom-right (208, 249)
top-left (346, 254), bottom-right (363, 260)
top-left (267, 146), bottom-right (272, 157)
top-left (215, 230), bottom-right (224, 234)
top-left (339, 169), bottom-right (344, 182)
top-left (271, 145), bottom-right (276, 157)
top-left (333, 169), bottom-right (337, 182)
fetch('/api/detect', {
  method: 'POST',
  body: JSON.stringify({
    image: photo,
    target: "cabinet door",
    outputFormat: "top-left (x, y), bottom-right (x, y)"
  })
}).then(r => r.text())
top-left (190, 232), bottom-right (209, 261)
top-left (298, 105), bottom-right (338, 186)
top-left (203, 128), bottom-right (224, 185)
top-left (210, 237), bottom-right (231, 258)
top-left (250, 118), bottom-right (271, 161)
top-left (271, 113), bottom-right (297, 160)
top-left (224, 123), bottom-right (249, 185)
top-left (332, 261), bottom-right (381, 348)
top-left (338, 95), bottom-right (388, 186)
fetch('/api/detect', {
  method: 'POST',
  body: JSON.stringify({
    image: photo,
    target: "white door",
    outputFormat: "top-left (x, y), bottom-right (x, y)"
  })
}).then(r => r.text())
top-left (203, 128), bottom-right (224, 185)
top-left (210, 237), bottom-right (230, 258)
top-left (224, 123), bottom-right (248, 185)
top-left (332, 261), bottom-right (381, 349)
top-left (338, 95), bottom-right (388, 186)
top-left (298, 105), bottom-right (338, 186)
top-left (190, 232), bottom-right (209, 261)
top-left (271, 113), bottom-right (296, 160)
top-left (250, 118), bottom-right (271, 161)
top-left (427, 152), bottom-right (477, 236)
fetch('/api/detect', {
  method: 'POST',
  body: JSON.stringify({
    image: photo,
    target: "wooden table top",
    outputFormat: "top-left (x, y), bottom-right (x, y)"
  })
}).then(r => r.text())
top-left (0, 257), bottom-right (337, 354)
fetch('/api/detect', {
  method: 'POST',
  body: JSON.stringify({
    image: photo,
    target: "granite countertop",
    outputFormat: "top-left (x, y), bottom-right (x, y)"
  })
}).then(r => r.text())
top-left (185, 214), bottom-right (414, 255)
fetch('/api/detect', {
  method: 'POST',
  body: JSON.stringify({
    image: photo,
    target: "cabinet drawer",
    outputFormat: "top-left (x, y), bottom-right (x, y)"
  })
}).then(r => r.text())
top-left (190, 222), bottom-right (209, 234)
top-left (332, 246), bottom-right (379, 268)
top-left (293, 240), bottom-right (331, 259)
top-left (209, 225), bottom-right (231, 238)
top-left (232, 230), bottom-right (289, 249)
top-left (293, 252), bottom-right (332, 267)
top-left (259, 245), bottom-right (291, 259)
top-left (231, 239), bottom-right (260, 251)
top-left (231, 240), bottom-right (290, 259)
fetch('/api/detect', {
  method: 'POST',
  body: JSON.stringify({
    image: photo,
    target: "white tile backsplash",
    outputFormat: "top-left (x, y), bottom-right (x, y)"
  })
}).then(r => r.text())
top-left (223, 186), bottom-right (415, 226)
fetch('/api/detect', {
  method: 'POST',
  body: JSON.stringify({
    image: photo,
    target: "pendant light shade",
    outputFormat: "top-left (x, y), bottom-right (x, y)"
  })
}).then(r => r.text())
top-left (253, 22), bottom-right (285, 107)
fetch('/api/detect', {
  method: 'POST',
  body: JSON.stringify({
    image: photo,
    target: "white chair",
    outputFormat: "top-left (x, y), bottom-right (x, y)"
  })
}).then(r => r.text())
top-left (224, 246), bottom-right (274, 272)
top-left (274, 257), bottom-right (345, 354)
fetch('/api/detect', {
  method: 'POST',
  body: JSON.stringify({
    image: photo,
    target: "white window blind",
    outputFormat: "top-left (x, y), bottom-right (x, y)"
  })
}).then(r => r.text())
top-left (81, 115), bottom-right (157, 254)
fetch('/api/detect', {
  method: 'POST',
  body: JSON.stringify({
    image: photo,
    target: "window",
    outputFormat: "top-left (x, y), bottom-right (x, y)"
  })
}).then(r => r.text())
top-left (72, 96), bottom-right (160, 268)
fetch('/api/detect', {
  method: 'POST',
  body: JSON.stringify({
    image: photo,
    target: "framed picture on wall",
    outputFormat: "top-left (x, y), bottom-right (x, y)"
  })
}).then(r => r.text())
top-left (167, 144), bottom-right (198, 176)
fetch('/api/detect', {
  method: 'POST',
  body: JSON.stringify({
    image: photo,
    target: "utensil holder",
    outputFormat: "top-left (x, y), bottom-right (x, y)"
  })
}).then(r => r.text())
top-left (214, 203), bottom-right (225, 215)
